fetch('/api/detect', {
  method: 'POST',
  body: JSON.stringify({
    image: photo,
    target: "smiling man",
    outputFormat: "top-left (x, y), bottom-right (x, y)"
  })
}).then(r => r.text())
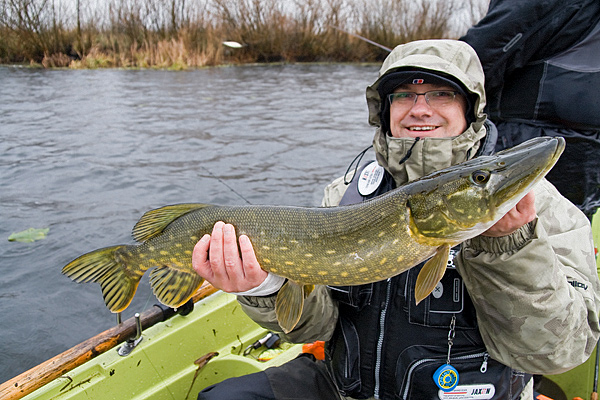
top-left (194, 40), bottom-right (600, 400)
top-left (388, 84), bottom-right (467, 137)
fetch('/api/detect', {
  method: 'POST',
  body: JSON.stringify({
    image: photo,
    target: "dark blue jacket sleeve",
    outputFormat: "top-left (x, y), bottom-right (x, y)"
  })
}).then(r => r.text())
top-left (460, 0), bottom-right (600, 101)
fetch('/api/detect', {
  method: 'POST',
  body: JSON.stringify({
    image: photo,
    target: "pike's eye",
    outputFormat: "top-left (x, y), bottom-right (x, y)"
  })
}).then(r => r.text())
top-left (470, 170), bottom-right (490, 185)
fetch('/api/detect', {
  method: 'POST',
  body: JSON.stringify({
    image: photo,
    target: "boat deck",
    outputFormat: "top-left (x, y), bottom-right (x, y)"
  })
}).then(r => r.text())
top-left (22, 291), bottom-right (301, 400)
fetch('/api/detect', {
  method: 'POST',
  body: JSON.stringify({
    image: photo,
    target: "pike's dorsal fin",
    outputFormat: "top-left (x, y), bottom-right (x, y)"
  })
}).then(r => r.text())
top-left (133, 204), bottom-right (211, 242)
top-left (149, 265), bottom-right (204, 308)
top-left (414, 244), bottom-right (450, 305)
top-left (275, 281), bottom-right (314, 334)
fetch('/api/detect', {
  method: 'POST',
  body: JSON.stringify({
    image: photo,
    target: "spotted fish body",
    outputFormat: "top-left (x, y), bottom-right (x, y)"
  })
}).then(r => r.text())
top-left (63, 137), bottom-right (565, 333)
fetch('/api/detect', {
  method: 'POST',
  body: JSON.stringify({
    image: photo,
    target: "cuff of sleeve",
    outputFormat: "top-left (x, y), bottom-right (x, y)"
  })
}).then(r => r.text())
top-left (230, 273), bottom-right (286, 297)
top-left (466, 219), bottom-right (537, 254)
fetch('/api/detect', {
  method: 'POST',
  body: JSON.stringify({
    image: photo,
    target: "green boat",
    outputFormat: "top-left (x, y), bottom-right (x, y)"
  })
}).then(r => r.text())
top-left (0, 284), bottom-right (304, 400)
top-left (2, 211), bottom-right (600, 400)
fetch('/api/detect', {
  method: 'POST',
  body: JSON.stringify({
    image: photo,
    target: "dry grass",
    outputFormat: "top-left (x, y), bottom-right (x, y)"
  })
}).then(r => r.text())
top-left (0, 0), bottom-right (487, 68)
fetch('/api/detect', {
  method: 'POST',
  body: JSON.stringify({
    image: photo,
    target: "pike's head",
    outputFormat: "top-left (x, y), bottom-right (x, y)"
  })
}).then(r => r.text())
top-left (406, 136), bottom-right (565, 244)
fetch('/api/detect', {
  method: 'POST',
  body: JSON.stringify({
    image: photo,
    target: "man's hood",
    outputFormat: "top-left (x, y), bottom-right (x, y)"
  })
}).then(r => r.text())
top-left (365, 40), bottom-right (489, 186)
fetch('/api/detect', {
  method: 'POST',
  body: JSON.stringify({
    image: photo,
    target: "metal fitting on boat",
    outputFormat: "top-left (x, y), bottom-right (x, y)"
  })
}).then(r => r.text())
top-left (243, 332), bottom-right (281, 356)
top-left (117, 313), bottom-right (143, 356)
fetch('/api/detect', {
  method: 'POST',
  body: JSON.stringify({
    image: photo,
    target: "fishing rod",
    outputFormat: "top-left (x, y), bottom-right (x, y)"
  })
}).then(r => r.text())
top-left (201, 166), bottom-right (253, 205)
top-left (219, 27), bottom-right (391, 205)
top-left (223, 26), bottom-right (393, 53)
top-left (329, 25), bottom-right (393, 53)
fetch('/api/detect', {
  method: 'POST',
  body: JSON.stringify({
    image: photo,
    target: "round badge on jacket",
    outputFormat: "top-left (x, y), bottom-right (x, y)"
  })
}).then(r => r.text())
top-left (357, 161), bottom-right (385, 196)
top-left (433, 364), bottom-right (459, 392)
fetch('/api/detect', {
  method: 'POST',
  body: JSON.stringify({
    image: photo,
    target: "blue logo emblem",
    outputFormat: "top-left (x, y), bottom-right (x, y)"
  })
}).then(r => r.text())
top-left (433, 364), bottom-right (459, 392)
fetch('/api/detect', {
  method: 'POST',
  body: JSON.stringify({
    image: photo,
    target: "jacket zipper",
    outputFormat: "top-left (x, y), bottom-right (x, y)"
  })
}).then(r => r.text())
top-left (373, 278), bottom-right (393, 399)
top-left (401, 351), bottom-right (489, 399)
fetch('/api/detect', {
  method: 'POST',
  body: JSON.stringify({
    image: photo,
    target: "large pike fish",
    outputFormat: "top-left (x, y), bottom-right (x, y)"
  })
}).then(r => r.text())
top-left (63, 137), bottom-right (564, 333)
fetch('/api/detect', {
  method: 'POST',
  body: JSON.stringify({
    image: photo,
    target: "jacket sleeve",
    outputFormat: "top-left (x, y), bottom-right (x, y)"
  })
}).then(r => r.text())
top-left (460, 0), bottom-right (596, 104)
top-left (237, 285), bottom-right (339, 343)
top-left (456, 179), bottom-right (600, 374)
top-left (321, 175), bottom-right (350, 207)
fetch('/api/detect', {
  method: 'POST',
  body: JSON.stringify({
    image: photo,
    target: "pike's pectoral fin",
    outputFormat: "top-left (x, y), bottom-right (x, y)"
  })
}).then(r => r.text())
top-left (414, 244), bottom-right (450, 305)
top-left (275, 281), bottom-right (314, 334)
top-left (149, 265), bottom-right (204, 309)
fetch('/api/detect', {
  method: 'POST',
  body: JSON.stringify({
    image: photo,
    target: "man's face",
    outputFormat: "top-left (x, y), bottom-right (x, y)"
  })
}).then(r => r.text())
top-left (388, 83), bottom-right (468, 139)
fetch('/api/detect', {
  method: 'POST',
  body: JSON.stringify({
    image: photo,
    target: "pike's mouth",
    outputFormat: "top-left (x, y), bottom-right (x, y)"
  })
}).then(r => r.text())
top-left (552, 138), bottom-right (566, 161)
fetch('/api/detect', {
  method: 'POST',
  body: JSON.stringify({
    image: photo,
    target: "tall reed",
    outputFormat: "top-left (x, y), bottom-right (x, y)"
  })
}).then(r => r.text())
top-left (0, 0), bottom-right (487, 68)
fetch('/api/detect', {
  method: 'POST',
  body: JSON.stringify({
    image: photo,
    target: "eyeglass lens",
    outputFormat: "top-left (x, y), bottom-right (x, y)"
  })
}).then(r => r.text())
top-left (388, 91), bottom-right (457, 107)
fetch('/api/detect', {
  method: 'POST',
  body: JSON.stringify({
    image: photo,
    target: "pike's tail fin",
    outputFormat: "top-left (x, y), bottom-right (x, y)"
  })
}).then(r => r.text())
top-left (62, 245), bottom-right (140, 313)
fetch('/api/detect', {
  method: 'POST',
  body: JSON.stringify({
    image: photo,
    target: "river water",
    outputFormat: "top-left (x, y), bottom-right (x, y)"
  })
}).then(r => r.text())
top-left (0, 63), bottom-right (380, 383)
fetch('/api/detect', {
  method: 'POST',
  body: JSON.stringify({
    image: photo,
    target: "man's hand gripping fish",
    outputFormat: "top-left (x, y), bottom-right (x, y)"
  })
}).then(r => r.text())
top-left (63, 137), bottom-right (565, 333)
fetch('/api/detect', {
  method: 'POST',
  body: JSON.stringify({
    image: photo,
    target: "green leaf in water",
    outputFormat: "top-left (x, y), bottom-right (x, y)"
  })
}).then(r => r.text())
top-left (8, 228), bottom-right (50, 243)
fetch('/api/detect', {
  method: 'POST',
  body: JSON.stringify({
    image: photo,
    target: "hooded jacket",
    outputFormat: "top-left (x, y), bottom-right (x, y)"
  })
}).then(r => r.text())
top-left (238, 40), bottom-right (600, 399)
top-left (367, 40), bottom-right (488, 187)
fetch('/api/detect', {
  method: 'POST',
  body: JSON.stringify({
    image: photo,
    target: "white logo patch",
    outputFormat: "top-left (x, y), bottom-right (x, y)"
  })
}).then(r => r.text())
top-left (357, 161), bottom-right (385, 196)
top-left (438, 384), bottom-right (495, 399)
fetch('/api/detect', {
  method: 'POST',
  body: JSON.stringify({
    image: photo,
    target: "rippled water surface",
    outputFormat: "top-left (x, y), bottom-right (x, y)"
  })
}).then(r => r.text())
top-left (0, 63), bottom-right (379, 382)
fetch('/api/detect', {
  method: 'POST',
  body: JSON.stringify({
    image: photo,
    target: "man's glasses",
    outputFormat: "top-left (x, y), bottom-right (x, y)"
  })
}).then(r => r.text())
top-left (388, 90), bottom-right (460, 108)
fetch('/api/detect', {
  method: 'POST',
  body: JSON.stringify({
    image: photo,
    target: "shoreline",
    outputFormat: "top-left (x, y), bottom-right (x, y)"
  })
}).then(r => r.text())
top-left (0, 59), bottom-right (382, 70)
top-left (1, 0), bottom-right (484, 69)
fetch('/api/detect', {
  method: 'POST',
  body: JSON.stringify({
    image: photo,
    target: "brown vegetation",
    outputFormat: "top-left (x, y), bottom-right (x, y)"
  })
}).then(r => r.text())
top-left (0, 0), bottom-right (487, 68)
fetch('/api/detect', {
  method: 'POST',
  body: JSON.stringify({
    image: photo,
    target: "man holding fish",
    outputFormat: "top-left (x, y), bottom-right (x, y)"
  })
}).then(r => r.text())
top-left (193, 40), bottom-right (600, 399)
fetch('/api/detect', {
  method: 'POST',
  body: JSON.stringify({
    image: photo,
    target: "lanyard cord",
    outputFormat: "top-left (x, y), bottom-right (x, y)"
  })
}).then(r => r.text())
top-left (343, 145), bottom-right (373, 185)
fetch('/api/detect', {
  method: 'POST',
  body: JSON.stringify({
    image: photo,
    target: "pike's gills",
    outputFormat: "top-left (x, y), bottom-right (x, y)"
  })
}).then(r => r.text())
top-left (63, 137), bottom-right (564, 333)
